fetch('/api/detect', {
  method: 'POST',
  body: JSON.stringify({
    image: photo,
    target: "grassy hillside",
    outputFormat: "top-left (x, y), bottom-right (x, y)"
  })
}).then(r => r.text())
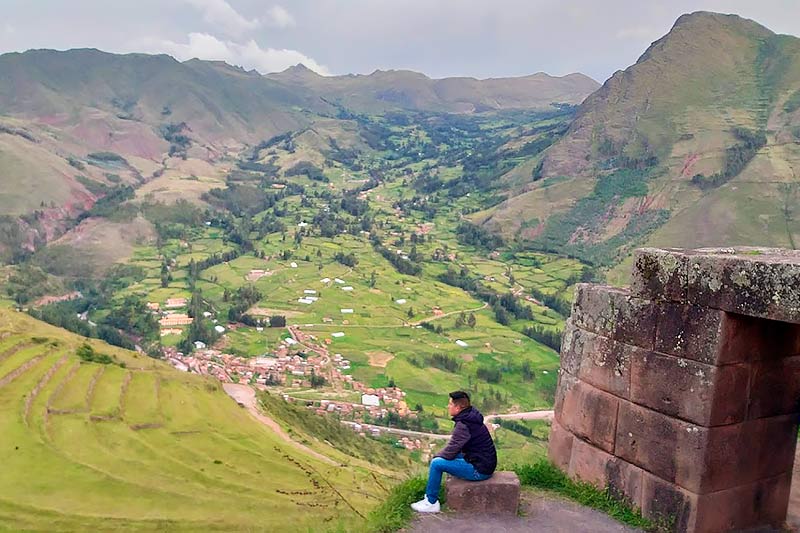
top-left (0, 306), bottom-right (396, 531)
top-left (483, 11), bottom-right (800, 268)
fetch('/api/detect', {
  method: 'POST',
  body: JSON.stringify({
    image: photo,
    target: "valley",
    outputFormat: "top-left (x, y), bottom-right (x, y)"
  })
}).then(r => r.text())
top-left (2, 8), bottom-right (800, 531)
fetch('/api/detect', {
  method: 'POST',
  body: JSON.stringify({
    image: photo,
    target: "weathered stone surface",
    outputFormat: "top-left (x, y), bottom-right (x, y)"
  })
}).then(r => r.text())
top-left (617, 403), bottom-right (798, 495)
top-left (693, 473), bottom-right (792, 532)
top-left (640, 472), bottom-right (697, 532)
top-left (640, 470), bottom-right (793, 533)
top-left (567, 438), bottom-right (644, 509)
top-left (567, 437), bottom-right (614, 487)
top-left (547, 419), bottom-right (575, 471)
top-left (555, 377), bottom-right (619, 453)
top-left (654, 303), bottom-right (725, 364)
top-left (684, 247), bottom-right (800, 323)
top-left (615, 402), bottom-right (708, 493)
top-left (701, 415), bottom-right (798, 493)
top-left (629, 351), bottom-right (748, 426)
top-left (571, 284), bottom-right (657, 350)
top-left (445, 471), bottom-right (520, 515)
top-left (560, 322), bottom-right (634, 399)
top-left (749, 355), bottom-right (800, 418)
top-left (630, 247), bottom-right (689, 302)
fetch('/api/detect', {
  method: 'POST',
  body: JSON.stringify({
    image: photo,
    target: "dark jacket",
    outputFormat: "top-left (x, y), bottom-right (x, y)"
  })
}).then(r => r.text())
top-left (435, 406), bottom-right (497, 475)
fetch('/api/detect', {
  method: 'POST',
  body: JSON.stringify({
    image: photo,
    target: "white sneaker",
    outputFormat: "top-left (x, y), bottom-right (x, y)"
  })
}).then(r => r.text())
top-left (411, 497), bottom-right (441, 513)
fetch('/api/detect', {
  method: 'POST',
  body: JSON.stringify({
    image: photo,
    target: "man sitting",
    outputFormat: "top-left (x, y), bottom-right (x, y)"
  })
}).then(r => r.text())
top-left (411, 390), bottom-right (497, 513)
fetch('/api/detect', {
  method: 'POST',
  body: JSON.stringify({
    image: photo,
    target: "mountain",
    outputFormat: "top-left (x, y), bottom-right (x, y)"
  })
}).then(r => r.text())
top-left (0, 48), bottom-right (598, 261)
top-left (268, 66), bottom-right (599, 113)
top-left (479, 12), bottom-right (800, 272)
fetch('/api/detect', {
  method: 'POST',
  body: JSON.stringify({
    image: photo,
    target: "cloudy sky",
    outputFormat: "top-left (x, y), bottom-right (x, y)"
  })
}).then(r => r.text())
top-left (1, 0), bottom-right (799, 82)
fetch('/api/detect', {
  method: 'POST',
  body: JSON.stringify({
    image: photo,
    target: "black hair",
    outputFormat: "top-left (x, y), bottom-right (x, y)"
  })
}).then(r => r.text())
top-left (449, 390), bottom-right (470, 407)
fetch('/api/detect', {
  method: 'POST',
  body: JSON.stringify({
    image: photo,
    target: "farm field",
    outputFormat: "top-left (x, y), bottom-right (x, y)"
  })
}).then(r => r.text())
top-left (0, 308), bottom-right (398, 532)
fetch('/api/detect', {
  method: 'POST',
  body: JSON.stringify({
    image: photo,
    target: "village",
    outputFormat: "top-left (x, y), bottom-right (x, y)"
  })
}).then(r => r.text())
top-left (155, 296), bottom-right (432, 452)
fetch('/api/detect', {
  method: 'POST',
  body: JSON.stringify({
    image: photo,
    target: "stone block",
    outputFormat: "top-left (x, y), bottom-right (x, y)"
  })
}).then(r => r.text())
top-left (567, 437), bottom-right (614, 487)
top-left (701, 415), bottom-right (798, 493)
top-left (630, 247), bottom-right (689, 302)
top-left (617, 403), bottom-right (797, 495)
top-left (654, 303), bottom-right (727, 364)
top-left (445, 471), bottom-right (520, 515)
top-left (629, 351), bottom-right (748, 426)
top-left (640, 472), bottom-right (697, 533)
top-left (560, 323), bottom-right (634, 399)
top-left (547, 419), bottom-right (575, 471)
top-left (604, 454), bottom-right (645, 510)
top-left (684, 247), bottom-right (800, 324)
top-left (749, 355), bottom-right (800, 418)
top-left (615, 402), bottom-right (708, 493)
top-left (556, 377), bottom-right (619, 453)
top-left (693, 473), bottom-right (792, 532)
top-left (571, 284), bottom-right (657, 350)
top-left (640, 467), bottom-right (792, 533)
top-left (567, 438), bottom-right (644, 509)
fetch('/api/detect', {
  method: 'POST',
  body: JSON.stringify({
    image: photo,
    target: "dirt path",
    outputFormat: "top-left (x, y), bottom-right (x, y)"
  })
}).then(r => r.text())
top-left (222, 383), bottom-right (337, 466)
top-left (409, 489), bottom-right (641, 532)
top-left (413, 302), bottom-right (489, 325)
top-left (341, 420), bottom-right (451, 440)
top-left (487, 410), bottom-right (554, 422)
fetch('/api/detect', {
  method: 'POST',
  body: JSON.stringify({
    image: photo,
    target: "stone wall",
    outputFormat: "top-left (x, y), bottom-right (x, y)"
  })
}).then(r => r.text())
top-left (548, 247), bottom-right (800, 532)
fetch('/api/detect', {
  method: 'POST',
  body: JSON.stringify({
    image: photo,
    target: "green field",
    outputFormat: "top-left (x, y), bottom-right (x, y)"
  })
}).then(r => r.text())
top-left (0, 309), bottom-right (399, 531)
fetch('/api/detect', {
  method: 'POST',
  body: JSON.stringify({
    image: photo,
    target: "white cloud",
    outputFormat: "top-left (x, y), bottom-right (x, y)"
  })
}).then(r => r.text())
top-left (183, 1), bottom-right (296, 35)
top-left (143, 32), bottom-right (329, 75)
top-left (266, 6), bottom-right (295, 28)
top-left (184, 0), bottom-right (260, 36)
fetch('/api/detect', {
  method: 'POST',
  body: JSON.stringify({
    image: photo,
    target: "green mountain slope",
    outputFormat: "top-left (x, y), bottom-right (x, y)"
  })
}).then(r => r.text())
top-left (0, 307), bottom-right (393, 531)
top-left (480, 11), bottom-right (800, 266)
top-left (0, 48), bottom-right (598, 261)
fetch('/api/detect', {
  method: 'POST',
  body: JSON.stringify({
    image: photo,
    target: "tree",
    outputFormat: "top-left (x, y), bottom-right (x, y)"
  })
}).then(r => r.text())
top-left (407, 307), bottom-right (414, 319)
top-left (467, 312), bottom-right (477, 329)
top-left (269, 315), bottom-right (286, 328)
top-left (455, 311), bottom-right (466, 328)
top-left (369, 270), bottom-right (377, 288)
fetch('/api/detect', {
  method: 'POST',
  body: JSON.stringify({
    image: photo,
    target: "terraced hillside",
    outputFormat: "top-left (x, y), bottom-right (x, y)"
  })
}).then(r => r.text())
top-left (0, 308), bottom-right (392, 531)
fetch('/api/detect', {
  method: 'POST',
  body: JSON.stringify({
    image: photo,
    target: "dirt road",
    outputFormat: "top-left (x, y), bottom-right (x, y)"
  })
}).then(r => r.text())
top-left (222, 383), bottom-right (337, 466)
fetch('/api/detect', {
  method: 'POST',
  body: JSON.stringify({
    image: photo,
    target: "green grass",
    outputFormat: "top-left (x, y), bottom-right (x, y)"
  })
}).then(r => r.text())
top-left (364, 476), bottom-right (439, 533)
top-left (512, 461), bottom-right (662, 531)
top-left (0, 309), bottom-right (397, 531)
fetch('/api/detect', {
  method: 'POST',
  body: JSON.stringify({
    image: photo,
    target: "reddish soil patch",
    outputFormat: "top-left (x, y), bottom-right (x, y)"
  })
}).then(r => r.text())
top-left (681, 153), bottom-right (700, 177)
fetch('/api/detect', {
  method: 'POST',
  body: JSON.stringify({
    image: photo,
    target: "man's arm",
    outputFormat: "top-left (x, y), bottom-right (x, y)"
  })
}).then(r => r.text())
top-left (434, 421), bottom-right (470, 460)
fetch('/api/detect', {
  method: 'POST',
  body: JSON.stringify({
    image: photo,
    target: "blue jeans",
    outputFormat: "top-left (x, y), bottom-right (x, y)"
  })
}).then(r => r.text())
top-left (425, 454), bottom-right (491, 503)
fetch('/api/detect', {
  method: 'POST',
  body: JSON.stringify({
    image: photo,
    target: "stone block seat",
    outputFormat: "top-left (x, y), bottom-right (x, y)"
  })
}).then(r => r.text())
top-left (445, 471), bottom-right (520, 515)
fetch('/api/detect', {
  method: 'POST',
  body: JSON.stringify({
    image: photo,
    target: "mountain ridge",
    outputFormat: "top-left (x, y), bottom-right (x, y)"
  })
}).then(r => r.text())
top-left (479, 11), bottom-right (800, 268)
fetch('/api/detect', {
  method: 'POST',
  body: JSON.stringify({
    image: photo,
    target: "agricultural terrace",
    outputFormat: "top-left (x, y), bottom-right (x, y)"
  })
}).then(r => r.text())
top-left (0, 308), bottom-right (403, 531)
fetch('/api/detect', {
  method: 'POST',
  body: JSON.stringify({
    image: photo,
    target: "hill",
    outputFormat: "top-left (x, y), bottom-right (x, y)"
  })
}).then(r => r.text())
top-left (0, 48), bottom-right (598, 261)
top-left (479, 11), bottom-right (800, 269)
top-left (0, 306), bottom-right (399, 531)
top-left (267, 65), bottom-right (598, 113)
